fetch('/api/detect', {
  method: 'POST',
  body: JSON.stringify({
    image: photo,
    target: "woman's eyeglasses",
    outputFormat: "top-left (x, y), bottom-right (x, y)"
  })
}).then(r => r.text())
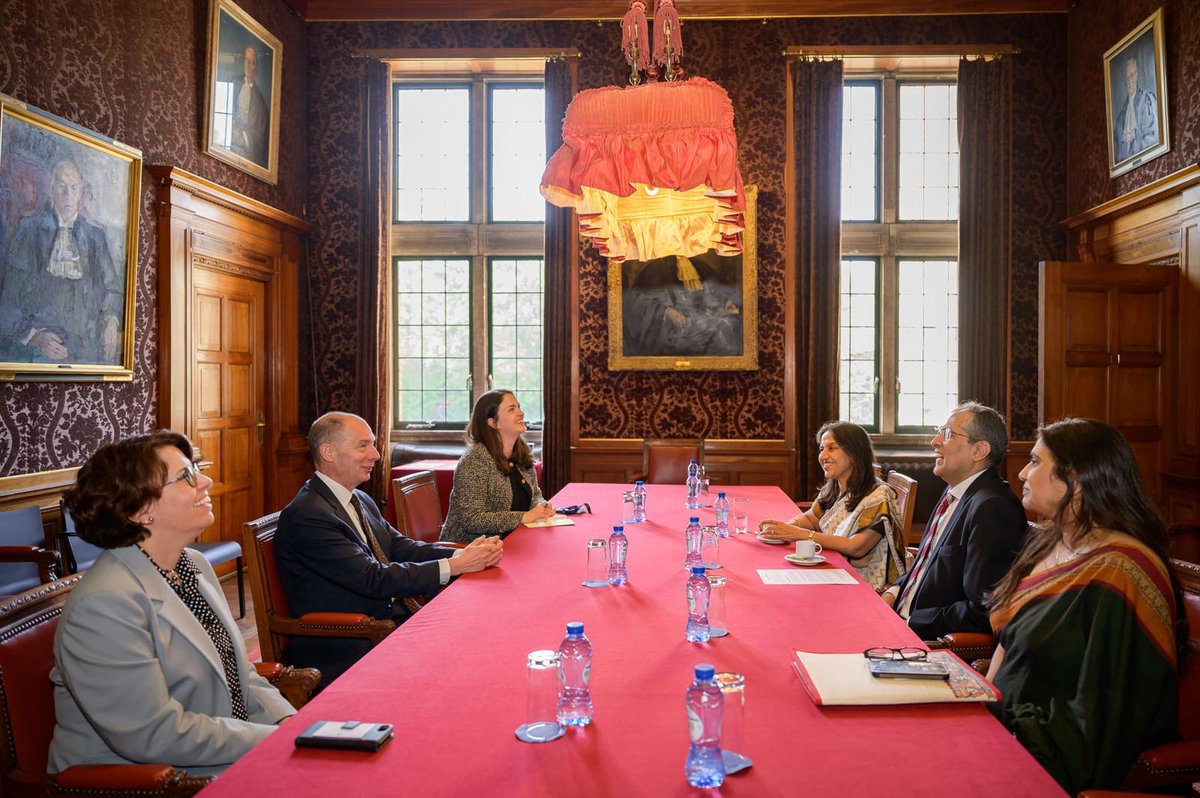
top-left (863, 646), bottom-right (929, 662)
top-left (164, 461), bottom-right (206, 489)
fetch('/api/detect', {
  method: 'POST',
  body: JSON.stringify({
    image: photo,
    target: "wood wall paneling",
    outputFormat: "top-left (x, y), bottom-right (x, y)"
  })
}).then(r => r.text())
top-left (1063, 165), bottom-right (1200, 522)
top-left (152, 167), bottom-right (310, 545)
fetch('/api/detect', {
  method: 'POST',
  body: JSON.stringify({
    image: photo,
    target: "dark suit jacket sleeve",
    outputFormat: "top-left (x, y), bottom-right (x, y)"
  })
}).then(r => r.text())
top-left (281, 498), bottom-right (448, 601)
top-left (906, 492), bottom-right (1026, 638)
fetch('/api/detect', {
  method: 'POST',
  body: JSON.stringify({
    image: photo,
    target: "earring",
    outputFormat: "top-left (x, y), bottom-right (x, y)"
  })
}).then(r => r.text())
top-left (145, 516), bottom-right (155, 524)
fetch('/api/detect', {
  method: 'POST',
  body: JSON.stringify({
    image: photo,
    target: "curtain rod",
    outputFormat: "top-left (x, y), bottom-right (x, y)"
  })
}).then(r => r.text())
top-left (351, 48), bottom-right (581, 60)
top-left (782, 44), bottom-right (1019, 58)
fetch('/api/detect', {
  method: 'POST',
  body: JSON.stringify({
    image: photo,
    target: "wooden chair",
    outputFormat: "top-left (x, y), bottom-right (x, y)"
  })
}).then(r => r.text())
top-left (392, 470), bottom-right (445, 544)
top-left (1168, 520), bottom-right (1200, 564)
top-left (242, 512), bottom-right (395, 665)
top-left (885, 471), bottom-right (919, 550)
top-left (1121, 558), bottom-right (1200, 791)
top-left (0, 576), bottom-right (211, 797)
top-left (637, 439), bottom-right (703, 485)
top-left (0, 506), bottom-right (60, 597)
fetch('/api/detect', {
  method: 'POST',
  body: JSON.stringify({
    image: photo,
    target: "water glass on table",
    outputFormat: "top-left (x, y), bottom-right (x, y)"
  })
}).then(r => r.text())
top-left (515, 650), bottom-right (565, 743)
top-left (622, 490), bottom-right (637, 524)
top-left (715, 672), bottom-right (752, 774)
top-left (732, 497), bottom-right (751, 534)
top-left (582, 539), bottom-right (609, 587)
top-left (707, 574), bottom-right (728, 638)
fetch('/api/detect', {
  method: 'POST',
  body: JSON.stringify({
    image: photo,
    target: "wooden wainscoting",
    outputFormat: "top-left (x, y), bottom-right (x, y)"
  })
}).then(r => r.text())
top-left (570, 439), bottom-right (797, 499)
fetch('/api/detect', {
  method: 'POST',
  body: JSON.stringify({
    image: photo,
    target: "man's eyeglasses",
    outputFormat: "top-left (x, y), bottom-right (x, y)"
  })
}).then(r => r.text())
top-left (863, 646), bottom-right (929, 662)
top-left (935, 426), bottom-right (981, 443)
top-left (164, 461), bottom-right (207, 489)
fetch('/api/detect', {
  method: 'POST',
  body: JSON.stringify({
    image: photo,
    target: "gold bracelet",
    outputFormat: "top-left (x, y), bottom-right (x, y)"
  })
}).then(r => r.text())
top-left (807, 530), bottom-right (817, 541)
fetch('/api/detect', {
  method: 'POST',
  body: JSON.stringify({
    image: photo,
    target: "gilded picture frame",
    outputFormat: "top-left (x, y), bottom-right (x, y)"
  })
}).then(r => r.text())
top-left (1104, 8), bottom-right (1170, 179)
top-left (0, 94), bottom-right (141, 381)
top-left (203, 0), bottom-right (282, 184)
top-left (608, 184), bottom-right (758, 371)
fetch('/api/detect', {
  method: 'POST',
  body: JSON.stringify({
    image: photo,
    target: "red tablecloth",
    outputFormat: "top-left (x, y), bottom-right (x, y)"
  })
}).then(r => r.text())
top-left (205, 484), bottom-right (1064, 797)
top-left (385, 459), bottom-right (545, 526)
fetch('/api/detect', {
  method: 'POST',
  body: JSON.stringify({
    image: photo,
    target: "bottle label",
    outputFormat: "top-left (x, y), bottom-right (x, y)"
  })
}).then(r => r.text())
top-left (582, 661), bottom-right (591, 684)
top-left (688, 593), bottom-right (696, 614)
top-left (686, 706), bottom-right (703, 742)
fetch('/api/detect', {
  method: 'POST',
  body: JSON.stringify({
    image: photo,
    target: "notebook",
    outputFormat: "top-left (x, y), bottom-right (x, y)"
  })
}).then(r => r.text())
top-left (791, 649), bottom-right (1001, 705)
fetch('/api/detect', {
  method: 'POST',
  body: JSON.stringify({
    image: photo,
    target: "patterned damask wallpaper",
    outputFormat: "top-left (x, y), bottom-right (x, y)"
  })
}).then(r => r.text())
top-left (1067, 0), bottom-right (1199, 215)
top-left (0, 0), bottom-right (307, 476)
top-left (307, 14), bottom-right (1068, 441)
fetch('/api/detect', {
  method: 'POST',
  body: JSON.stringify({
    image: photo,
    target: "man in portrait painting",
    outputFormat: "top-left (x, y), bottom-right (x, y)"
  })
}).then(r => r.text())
top-left (622, 250), bottom-right (743, 358)
top-left (0, 160), bottom-right (123, 365)
top-left (231, 46), bottom-right (268, 166)
top-left (1113, 54), bottom-right (1159, 163)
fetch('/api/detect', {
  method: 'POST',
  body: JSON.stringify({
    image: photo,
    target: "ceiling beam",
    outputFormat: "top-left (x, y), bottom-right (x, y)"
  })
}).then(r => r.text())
top-left (297, 1), bottom-right (1070, 22)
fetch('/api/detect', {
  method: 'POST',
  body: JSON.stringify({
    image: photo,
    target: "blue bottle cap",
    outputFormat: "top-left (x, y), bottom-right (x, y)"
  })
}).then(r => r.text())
top-left (566, 621), bottom-right (584, 635)
top-left (612, 525), bottom-right (624, 533)
top-left (718, 491), bottom-right (726, 498)
top-left (689, 459), bottom-right (697, 465)
top-left (690, 517), bottom-right (700, 523)
top-left (691, 566), bottom-right (707, 576)
top-left (635, 480), bottom-right (644, 487)
top-left (695, 663), bottom-right (716, 680)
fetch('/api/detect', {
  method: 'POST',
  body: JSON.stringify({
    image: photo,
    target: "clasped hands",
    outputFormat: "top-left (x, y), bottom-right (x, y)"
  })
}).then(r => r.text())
top-left (448, 535), bottom-right (504, 575)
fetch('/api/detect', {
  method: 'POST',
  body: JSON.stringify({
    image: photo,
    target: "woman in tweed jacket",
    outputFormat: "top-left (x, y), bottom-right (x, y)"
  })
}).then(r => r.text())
top-left (440, 389), bottom-right (554, 543)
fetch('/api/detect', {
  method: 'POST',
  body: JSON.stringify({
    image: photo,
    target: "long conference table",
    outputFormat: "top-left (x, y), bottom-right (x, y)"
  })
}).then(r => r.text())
top-left (204, 484), bottom-right (1065, 797)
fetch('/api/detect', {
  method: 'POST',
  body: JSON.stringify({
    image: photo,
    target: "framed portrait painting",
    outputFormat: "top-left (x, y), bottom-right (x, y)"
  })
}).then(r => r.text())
top-left (1104, 8), bottom-right (1170, 178)
top-left (0, 94), bottom-right (141, 381)
top-left (608, 185), bottom-right (758, 372)
top-left (203, 0), bottom-right (282, 184)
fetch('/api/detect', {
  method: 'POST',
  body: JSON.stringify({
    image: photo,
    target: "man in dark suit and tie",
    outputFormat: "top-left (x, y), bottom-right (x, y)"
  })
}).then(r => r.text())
top-left (275, 412), bottom-right (503, 685)
top-left (882, 402), bottom-right (1026, 640)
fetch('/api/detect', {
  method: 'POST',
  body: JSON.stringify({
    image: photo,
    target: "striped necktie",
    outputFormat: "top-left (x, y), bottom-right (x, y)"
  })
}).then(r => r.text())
top-left (896, 491), bottom-right (952, 610)
top-left (350, 493), bottom-right (389, 563)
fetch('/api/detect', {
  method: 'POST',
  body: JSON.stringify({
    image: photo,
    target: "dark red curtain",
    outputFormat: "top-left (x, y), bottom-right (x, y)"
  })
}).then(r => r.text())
top-left (541, 58), bottom-right (575, 497)
top-left (957, 56), bottom-right (1012, 414)
top-left (791, 58), bottom-right (843, 499)
top-left (358, 59), bottom-right (391, 503)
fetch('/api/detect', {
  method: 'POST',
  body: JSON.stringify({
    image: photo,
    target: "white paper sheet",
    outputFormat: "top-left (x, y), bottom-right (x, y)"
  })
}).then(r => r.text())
top-left (524, 514), bottom-right (575, 528)
top-left (756, 569), bottom-right (857, 585)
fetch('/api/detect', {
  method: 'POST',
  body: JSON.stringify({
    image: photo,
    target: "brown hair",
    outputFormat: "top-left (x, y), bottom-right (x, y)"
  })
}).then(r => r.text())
top-left (63, 431), bottom-right (194, 549)
top-left (466, 389), bottom-right (532, 473)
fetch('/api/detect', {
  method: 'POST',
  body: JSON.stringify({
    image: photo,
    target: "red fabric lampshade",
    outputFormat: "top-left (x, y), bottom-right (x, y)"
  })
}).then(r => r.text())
top-left (540, 76), bottom-right (746, 263)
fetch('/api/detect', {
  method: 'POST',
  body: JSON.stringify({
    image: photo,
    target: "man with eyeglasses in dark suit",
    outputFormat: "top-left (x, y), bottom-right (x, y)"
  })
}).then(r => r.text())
top-left (881, 402), bottom-right (1027, 639)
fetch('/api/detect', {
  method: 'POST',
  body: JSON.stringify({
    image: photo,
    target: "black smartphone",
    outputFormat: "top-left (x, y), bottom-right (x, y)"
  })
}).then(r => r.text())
top-left (295, 720), bottom-right (395, 751)
top-left (868, 659), bottom-right (950, 681)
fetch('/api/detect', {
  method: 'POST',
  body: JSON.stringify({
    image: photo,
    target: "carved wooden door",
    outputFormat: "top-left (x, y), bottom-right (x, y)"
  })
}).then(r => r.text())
top-left (1039, 260), bottom-right (1177, 499)
top-left (192, 266), bottom-right (266, 548)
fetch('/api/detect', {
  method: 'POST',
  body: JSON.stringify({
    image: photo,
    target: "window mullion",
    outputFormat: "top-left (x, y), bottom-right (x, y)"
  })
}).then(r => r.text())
top-left (879, 256), bottom-right (899, 435)
top-left (881, 74), bottom-right (899, 226)
top-left (471, 254), bottom-right (489, 401)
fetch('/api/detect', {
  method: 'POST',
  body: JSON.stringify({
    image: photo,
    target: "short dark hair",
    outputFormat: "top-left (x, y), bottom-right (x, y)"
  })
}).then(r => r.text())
top-left (63, 431), bottom-right (194, 549)
top-left (954, 401), bottom-right (1008, 469)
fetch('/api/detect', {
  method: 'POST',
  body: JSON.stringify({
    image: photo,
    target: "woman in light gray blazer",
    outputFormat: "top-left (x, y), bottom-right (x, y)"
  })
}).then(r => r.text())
top-left (50, 432), bottom-right (294, 777)
top-left (440, 389), bottom-right (554, 543)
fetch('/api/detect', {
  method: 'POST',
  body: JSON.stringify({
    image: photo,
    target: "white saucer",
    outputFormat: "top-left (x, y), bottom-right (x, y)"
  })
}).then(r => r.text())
top-left (756, 534), bottom-right (786, 545)
top-left (785, 553), bottom-right (827, 566)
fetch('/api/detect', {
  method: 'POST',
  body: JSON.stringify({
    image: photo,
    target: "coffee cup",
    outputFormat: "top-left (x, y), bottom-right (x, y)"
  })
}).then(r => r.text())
top-left (795, 539), bottom-right (823, 560)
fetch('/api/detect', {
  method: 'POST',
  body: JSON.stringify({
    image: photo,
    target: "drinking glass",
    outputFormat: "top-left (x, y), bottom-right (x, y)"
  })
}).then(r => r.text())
top-left (707, 574), bottom-right (728, 638)
top-left (733, 498), bottom-right (751, 534)
top-left (700, 526), bottom-right (721, 570)
top-left (622, 490), bottom-right (637, 524)
top-left (515, 650), bottom-right (565, 743)
top-left (582, 539), bottom-right (609, 587)
top-left (715, 671), bottom-right (752, 773)
top-left (697, 465), bottom-right (711, 495)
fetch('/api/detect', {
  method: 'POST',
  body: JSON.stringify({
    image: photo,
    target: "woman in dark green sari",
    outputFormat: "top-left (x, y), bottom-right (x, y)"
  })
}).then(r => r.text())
top-left (987, 418), bottom-right (1186, 795)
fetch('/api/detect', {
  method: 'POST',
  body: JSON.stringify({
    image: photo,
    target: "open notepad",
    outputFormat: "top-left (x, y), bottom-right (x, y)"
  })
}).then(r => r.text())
top-left (792, 650), bottom-right (1000, 705)
top-left (523, 514), bottom-right (575, 528)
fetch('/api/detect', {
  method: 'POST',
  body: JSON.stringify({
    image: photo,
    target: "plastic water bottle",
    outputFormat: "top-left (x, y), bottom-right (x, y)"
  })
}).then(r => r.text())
top-left (714, 491), bottom-right (730, 538)
top-left (684, 516), bottom-right (703, 571)
top-left (685, 459), bottom-right (700, 509)
top-left (633, 480), bottom-right (647, 523)
top-left (557, 622), bottom-right (594, 727)
top-left (685, 566), bottom-right (711, 643)
top-left (685, 664), bottom-right (725, 788)
top-left (607, 525), bottom-right (628, 585)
